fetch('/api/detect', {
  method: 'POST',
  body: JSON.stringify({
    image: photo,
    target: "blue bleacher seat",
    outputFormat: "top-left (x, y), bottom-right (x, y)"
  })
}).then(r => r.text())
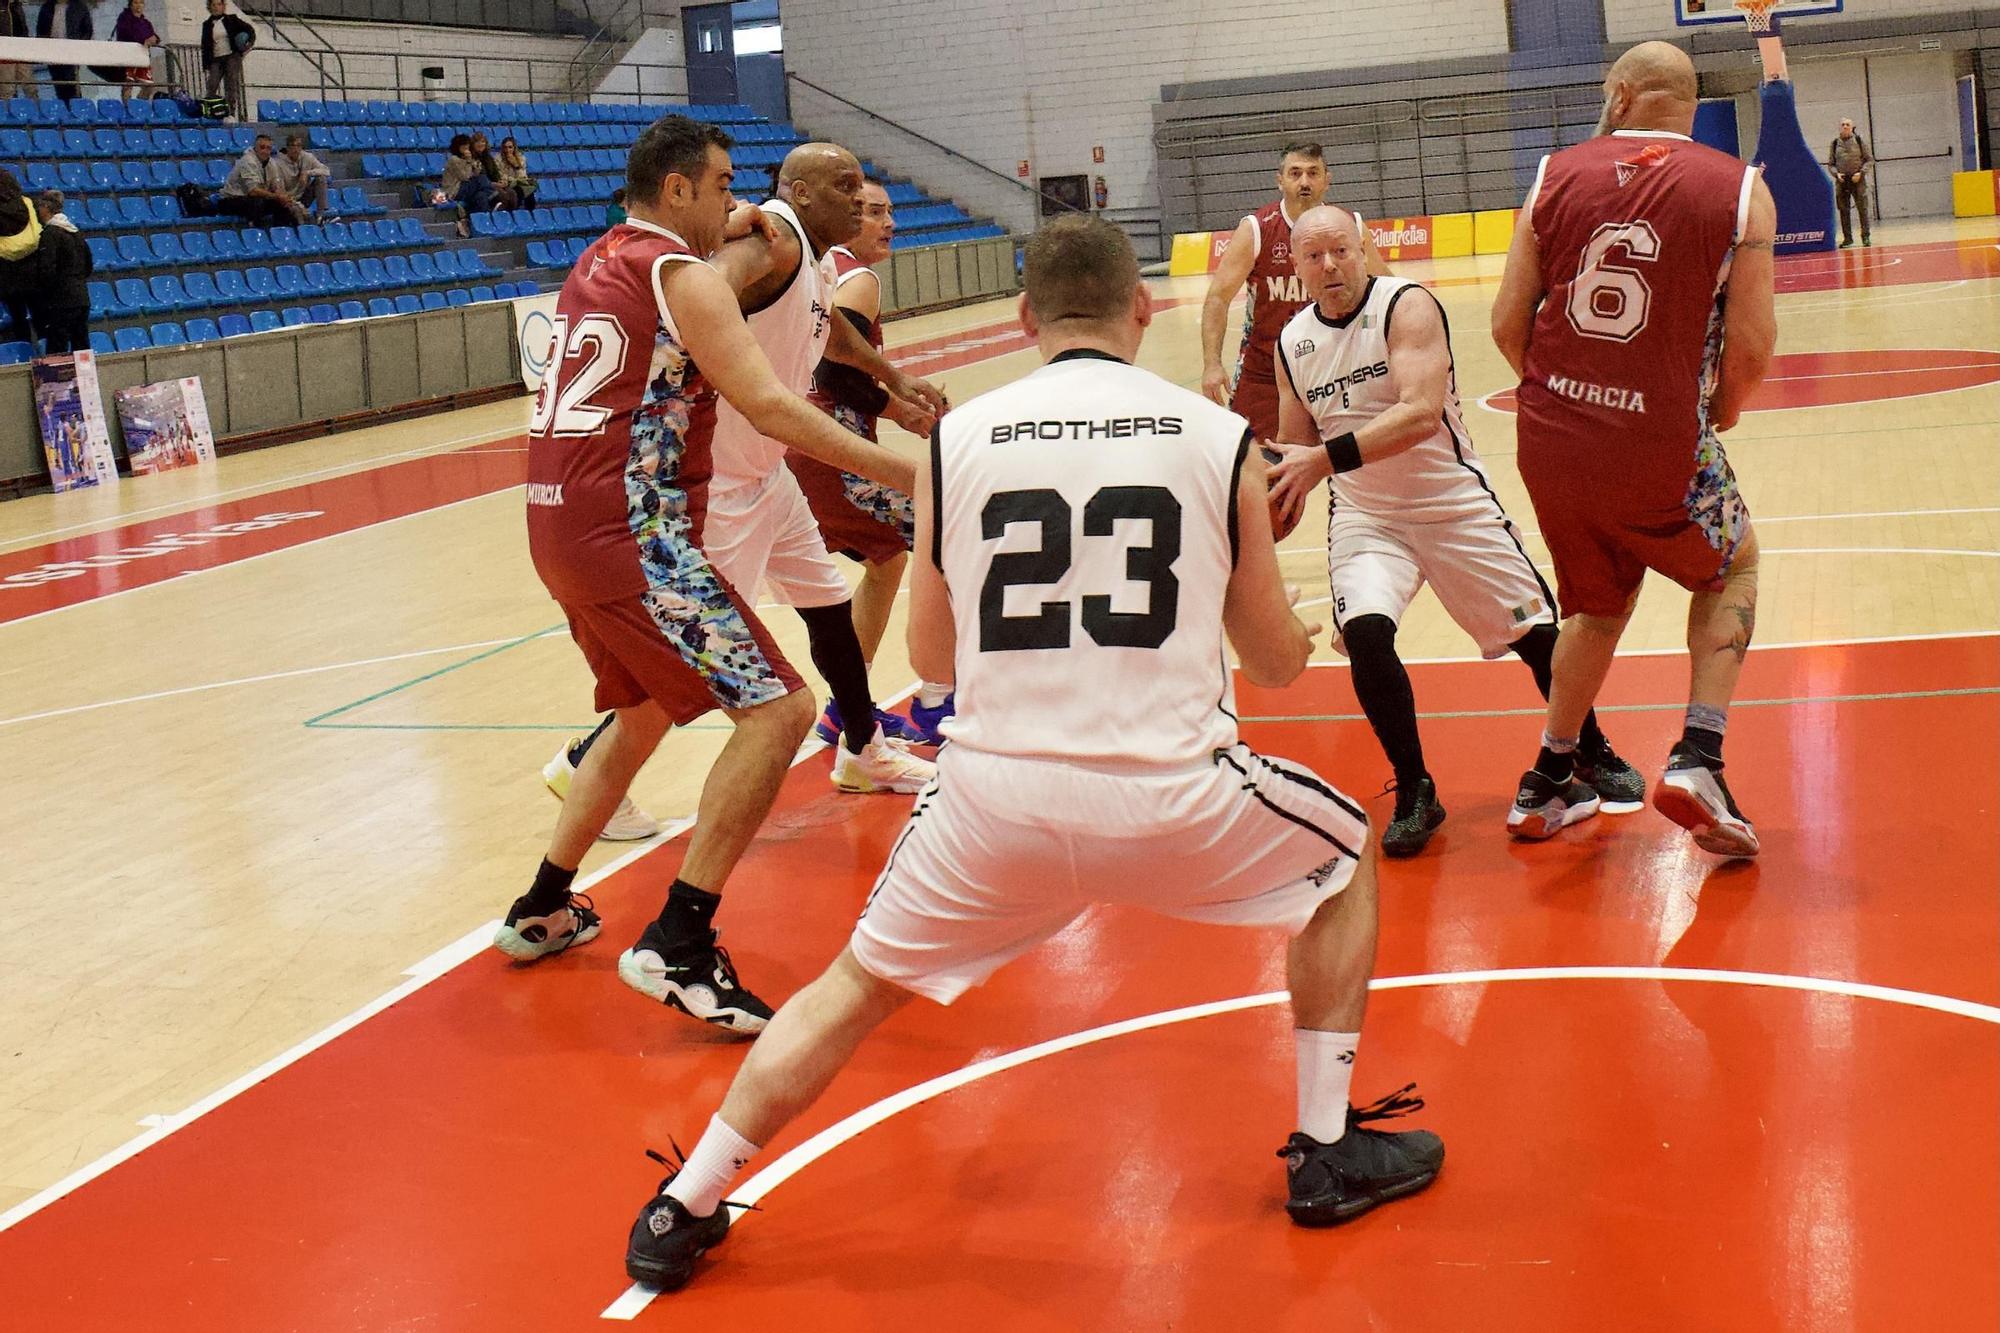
top-left (90, 330), bottom-right (117, 354)
top-left (274, 264), bottom-right (306, 296)
top-left (470, 284), bottom-right (495, 302)
top-left (2, 97), bottom-right (29, 123)
top-left (356, 256), bottom-right (388, 288)
top-left (83, 197), bottom-right (118, 230)
top-left (115, 196), bottom-right (149, 228)
top-left (525, 240), bottom-right (555, 267)
top-left (145, 195), bottom-right (180, 225)
top-left (360, 153), bottom-right (387, 179)
top-left (174, 128), bottom-right (204, 155)
top-left (115, 235), bottom-right (151, 268)
top-left (179, 231), bottom-right (217, 266)
top-left (114, 326), bottom-right (150, 352)
top-left (257, 100), bottom-right (281, 122)
top-left (241, 230), bottom-right (275, 260)
top-left (86, 236), bottom-right (118, 271)
top-left (245, 267), bottom-right (278, 299)
top-left (279, 100), bottom-right (304, 123)
top-left (211, 230), bottom-right (246, 261)
top-left (117, 161), bottom-right (149, 190)
top-left (129, 128), bottom-right (159, 155)
top-left (307, 302), bottom-right (338, 323)
top-left (85, 161), bottom-right (120, 193)
top-left (145, 160), bottom-right (180, 189)
top-left (203, 127), bottom-right (231, 154)
top-left (88, 280), bottom-right (115, 318)
top-left (0, 340), bottom-right (30, 365)
top-left (323, 221), bottom-right (353, 251)
top-left (396, 217), bottom-right (427, 246)
top-left (150, 233), bottom-right (190, 266)
top-left (339, 186), bottom-right (381, 216)
top-left (382, 253), bottom-right (413, 285)
top-left (337, 299), bottom-right (366, 319)
top-left (23, 161), bottom-right (58, 191)
top-left (419, 290), bottom-right (447, 311)
top-left (393, 294), bottom-right (421, 315)
top-left (296, 224), bottom-right (326, 254)
top-left (148, 99), bottom-right (183, 124)
top-left (268, 227), bottom-right (301, 256)
top-left (183, 273), bottom-right (220, 307)
top-left (329, 259), bottom-right (361, 291)
top-left (34, 100), bottom-right (66, 126)
top-left (432, 250), bottom-right (463, 279)
top-left (60, 128), bottom-right (90, 155)
top-left (59, 162), bottom-right (91, 192)
top-left (196, 160), bottom-right (228, 188)
top-left (218, 313), bottom-right (253, 338)
top-left (408, 252), bottom-right (439, 281)
top-left (445, 287), bottom-right (471, 308)
top-left (150, 274), bottom-right (191, 310)
top-left (367, 297), bottom-right (394, 318)
top-left (214, 269), bottom-right (249, 303)
top-left (149, 321), bottom-right (185, 346)
top-left (303, 261), bottom-right (335, 294)
top-left (184, 317), bottom-right (220, 344)
top-left (90, 128), bottom-right (119, 155)
top-left (277, 307), bottom-right (308, 328)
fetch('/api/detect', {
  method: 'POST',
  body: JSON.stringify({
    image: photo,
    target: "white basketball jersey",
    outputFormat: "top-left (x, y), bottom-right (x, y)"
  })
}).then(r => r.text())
top-left (934, 351), bottom-right (1248, 769)
top-left (1276, 276), bottom-right (1500, 522)
top-left (711, 198), bottom-right (837, 494)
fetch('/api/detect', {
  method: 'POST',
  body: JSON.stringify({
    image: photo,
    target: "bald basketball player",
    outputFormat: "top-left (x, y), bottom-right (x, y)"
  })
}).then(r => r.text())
top-left (1201, 141), bottom-right (1391, 441)
top-left (1493, 42), bottom-right (1777, 856)
top-left (1266, 206), bottom-right (1641, 857)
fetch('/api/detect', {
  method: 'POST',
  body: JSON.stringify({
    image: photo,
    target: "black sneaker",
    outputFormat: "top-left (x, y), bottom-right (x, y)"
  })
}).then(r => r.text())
top-left (1575, 738), bottom-right (1646, 813)
top-left (1506, 768), bottom-right (1601, 840)
top-left (491, 892), bottom-right (600, 961)
top-left (1278, 1084), bottom-right (1445, 1227)
top-left (1654, 742), bottom-right (1759, 858)
top-left (617, 922), bottom-right (775, 1034)
top-left (625, 1146), bottom-right (747, 1291)
top-left (1381, 776), bottom-right (1446, 858)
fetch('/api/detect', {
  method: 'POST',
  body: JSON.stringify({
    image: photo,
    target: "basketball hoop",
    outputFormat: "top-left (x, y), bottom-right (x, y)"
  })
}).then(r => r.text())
top-left (1735, 0), bottom-right (1781, 36)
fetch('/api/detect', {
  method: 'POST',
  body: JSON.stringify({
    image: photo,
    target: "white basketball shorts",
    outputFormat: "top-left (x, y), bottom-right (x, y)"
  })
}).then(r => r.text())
top-left (704, 466), bottom-right (854, 610)
top-left (849, 742), bottom-right (1371, 1004)
top-left (1327, 505), bottom-right (1554, 659)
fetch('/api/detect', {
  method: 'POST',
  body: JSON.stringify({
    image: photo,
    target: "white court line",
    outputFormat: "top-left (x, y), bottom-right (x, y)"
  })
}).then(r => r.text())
top-left (0, 424), bottom-right (526, 551)
top-left (0, 631), bottom-right (561, 730)
top-left (597, 964), bottom-right (2000, 1320)
top-left (1283, 629), bottom-right (2000, 669)
top-left (0, 485), bottom-right (523, 634)
top-left (0, 683), bottom-right (895, 1237)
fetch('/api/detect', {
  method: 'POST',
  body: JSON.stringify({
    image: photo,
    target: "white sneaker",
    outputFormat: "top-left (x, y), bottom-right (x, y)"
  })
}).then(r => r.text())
top-left (830, 723), bottom-right (936, 794)
top-left (1654, 750), bottom-right (1759, 858)
top-left (542, 738), bottom-right (662, 842)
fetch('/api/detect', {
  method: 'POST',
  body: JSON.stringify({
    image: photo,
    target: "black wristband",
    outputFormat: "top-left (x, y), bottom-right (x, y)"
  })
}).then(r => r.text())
top-left (1324, 431), bottom-right (1363, 474)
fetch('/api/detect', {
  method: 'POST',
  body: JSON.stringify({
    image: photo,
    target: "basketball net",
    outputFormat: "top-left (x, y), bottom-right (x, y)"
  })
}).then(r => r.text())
top-left (1738, 0), bottom-right (1789, 82)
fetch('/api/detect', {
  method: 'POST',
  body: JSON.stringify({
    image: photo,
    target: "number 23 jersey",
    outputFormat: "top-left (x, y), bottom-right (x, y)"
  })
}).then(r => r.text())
top-left (934, 350), bottom-right (1250, 770)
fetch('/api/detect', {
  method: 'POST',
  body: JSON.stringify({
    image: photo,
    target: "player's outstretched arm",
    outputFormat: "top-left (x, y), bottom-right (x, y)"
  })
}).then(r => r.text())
top-left (1224, 448), bottom-right (1318, 687)
top-left (1200, 215), bottom-right (1258, 405)
top-left (1490, 202), bottom-right (1545, 376)
top-left (906, 440), bottom-right (956, 685)
top-left (823, 312), bottom-right (946, 424)
top-left (663, 260), bottom-right (918, 492)
top-left (1713, 175), bottom-right (1778, 432)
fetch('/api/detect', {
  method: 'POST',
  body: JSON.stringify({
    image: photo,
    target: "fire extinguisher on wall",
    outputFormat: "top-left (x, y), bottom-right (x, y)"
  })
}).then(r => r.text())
top-left (1093, 175), bottom-right (1108, 210)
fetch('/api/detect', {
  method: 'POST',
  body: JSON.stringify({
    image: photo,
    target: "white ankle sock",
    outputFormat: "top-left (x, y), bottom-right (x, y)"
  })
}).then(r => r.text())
top-left (1296, 1029), bottom-right (1360, 1144)
top-left (664, 1114), bottom-right (761, 1218)
top-left (917, 682), bottom-right (951, 709)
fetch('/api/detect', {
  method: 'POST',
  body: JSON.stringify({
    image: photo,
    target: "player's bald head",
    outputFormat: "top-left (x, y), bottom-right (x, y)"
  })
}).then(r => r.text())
top-left (1600, 42), bottom-right (1699, 134)
top-left (1291, 205), bottom-right (1359, 253)
top-left (777, 142), bottom-right (860, 192)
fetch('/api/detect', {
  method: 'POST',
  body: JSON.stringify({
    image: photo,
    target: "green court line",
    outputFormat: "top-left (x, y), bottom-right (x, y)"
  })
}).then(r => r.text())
top-left (304, 624), bottom-right (568, 728)
top-left (1242, 684), bottom-right (1999, 726)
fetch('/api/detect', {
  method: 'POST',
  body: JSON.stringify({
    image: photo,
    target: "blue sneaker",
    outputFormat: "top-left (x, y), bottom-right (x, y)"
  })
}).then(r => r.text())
top-left (907, 692), bottom-right (955, 746)
top-left (815, 699), bottom-right (921, 747)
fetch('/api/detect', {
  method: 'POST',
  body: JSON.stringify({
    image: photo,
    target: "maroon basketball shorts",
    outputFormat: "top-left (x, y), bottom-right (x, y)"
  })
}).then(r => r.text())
top-left (557, 562), bottom-right (804, 724)
top-left (1518, 429), bottom-right (1752, 619)
top-left (1229, 369), bottom-right (1282, 443)
top-left (786, 407), bottom-right (914, 566)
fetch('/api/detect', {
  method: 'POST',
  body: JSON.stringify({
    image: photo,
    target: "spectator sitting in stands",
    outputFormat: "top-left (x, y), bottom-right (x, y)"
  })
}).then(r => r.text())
top-left (111, 0), bottom-right (161, 101)
top-left (27, 189), bottom-right (90, 354)
top-left (606, 186), bottom-right (626, 227)
top-left (218, 132), bottom-right (298, 229)
top-left (270, 132), bottom-right (338, 223)
top-left (469, 133), bottom-right (521, 211)
top-left (498, 137), bottom-right (536, 212)
top-left (443, 134), bottom-right (504, 237)
top-left (36, 0), bottom-right (95, 104)
top-left (0, 166), bottom-right (39, 346)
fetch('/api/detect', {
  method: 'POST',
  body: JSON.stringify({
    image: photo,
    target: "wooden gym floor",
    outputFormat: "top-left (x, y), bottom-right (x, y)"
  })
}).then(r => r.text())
top-left (0, 216), bottom-right (1994, 1330)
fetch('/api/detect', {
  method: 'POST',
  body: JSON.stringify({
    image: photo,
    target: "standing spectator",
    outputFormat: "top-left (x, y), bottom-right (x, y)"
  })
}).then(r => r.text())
top-left (0, 2), bottom-right (29, 103)
top-left (199, 0), bottom-right (255, 123)
top-left (1827, 116), bottom-right (1872, 248)
top-left (0, 166), bottom-right (39, 346)
top-left (36, 0), bottom-right (95, 103)
top-left (269, 132), bottom-right (338, 222)
top-left (498, 136), bottom-right (536, 211)
top-left (111, 0), bottom-right (161, 101)
top-left (605, 186), bottom-right (626, 227)
top-left (442, 134), bottom-right (499, 237)
top-left (217, 133), bottom-right (295, 228)
top-left (27, 190), bottom-right (90, 354)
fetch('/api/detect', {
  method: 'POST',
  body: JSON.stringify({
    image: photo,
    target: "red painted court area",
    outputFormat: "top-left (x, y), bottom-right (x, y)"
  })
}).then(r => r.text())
top-left (1480, 347), bottom-right (2000, 415)
top-left (2, 636), bottom-right (1994, 1331)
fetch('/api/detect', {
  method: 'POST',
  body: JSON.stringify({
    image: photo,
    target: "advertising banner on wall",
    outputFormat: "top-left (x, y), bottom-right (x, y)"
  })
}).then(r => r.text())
top-left (33, 351), bottom-right (117, 493)
top-left (115, 377), bottom-right (218, 476)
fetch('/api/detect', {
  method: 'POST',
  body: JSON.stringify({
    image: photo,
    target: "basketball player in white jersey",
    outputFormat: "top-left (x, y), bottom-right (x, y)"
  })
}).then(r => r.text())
top-left (622, 217), bottom-right (1444, 1293)
top-left (1265, 207), bottom-right (1642, 856)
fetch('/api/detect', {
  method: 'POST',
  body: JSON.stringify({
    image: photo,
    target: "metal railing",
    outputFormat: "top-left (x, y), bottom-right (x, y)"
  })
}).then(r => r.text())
top-left (785, 70), bottom-right (1071, 217)
top-left (241, 0), bottom-right (350, 106)
top-left (565, 0), bottom-right (647, 99)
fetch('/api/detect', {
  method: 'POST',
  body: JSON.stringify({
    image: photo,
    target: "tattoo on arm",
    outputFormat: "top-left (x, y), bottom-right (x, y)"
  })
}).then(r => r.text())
top-left (1735, 239), bottom-right (1773, 252)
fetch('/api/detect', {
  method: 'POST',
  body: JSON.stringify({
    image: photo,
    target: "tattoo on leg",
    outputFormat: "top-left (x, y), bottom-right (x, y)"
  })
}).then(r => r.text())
top-left (1717, 601), bottom-right (1756, 663)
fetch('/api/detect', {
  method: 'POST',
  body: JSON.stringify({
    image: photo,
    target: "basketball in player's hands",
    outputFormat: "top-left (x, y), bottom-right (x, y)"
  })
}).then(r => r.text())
top-left (1261, 444), bottom-right (1304, 540)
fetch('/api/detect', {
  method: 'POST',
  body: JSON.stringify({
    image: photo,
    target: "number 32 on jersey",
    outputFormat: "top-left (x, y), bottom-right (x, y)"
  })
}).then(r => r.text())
top-left (531, 313), bottom-right (629, 437)
top-left (978, 486), bottom-right (1183, 652)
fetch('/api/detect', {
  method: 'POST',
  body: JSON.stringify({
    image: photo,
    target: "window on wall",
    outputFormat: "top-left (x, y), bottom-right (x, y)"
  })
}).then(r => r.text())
top-left (734, 23), bottom-right (783, 55)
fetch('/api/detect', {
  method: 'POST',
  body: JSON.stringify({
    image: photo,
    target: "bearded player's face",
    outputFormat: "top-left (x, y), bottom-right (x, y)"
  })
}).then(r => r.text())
top-left (676, 144), bottom-right (738, 253)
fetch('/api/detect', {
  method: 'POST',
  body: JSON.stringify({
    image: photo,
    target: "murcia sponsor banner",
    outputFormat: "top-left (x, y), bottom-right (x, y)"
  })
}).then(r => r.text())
top-left (512, 289), bottom-right (561, 390)
top-left (1368, 217), bottom-right (1434, 260)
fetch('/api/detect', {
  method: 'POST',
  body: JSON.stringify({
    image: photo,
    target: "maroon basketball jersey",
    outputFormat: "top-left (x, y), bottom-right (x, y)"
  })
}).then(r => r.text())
top-left (807, 245), bottom-right (883, 436)
top-left (526, 220), bottom-right (717, 605)
top-left (1233, 199), bottom-right (1309, 385)
top-left (1517, 131), bottom-right (1755, 483)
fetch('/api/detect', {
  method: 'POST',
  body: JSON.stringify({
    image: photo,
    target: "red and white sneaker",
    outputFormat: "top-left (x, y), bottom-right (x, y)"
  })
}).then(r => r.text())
top-left (830, 724), bottom-right (936, 794)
